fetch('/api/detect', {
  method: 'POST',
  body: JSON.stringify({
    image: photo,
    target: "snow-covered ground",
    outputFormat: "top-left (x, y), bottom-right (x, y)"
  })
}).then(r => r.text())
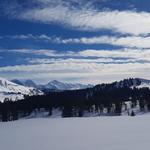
top-left (0, 77), bottom-right (43, 102)
top-left (1, 116), bottom-right (150, 150)
top-left (0, 92), bottom-right (25, 102)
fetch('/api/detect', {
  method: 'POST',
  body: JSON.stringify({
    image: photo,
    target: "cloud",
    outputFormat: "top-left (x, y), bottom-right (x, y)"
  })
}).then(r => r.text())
top-left (2, 1), bottom-right (150, 83)
top-left (3, 34), bottom-right (150, 49)
top-left (0, 34), bottom-right (53, 42)
top-left (0, 61), bottom-right (150, 84)
top-left (78, 49), bottom-right (150, 61)
top-left (55, 35), bottom-right (150, 49)
top-left (3, 48), bottom-right (150, 62)
top-left (3, 0), bottom-right (150, 35)
top-left (1, 48), bottom-right (150, 83)
top-left (20, 9), bottom-right (150, 35)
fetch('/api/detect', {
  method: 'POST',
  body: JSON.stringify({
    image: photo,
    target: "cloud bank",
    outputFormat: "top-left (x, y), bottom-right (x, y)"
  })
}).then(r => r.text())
top-left (1, 48), bottom-right (150, 83)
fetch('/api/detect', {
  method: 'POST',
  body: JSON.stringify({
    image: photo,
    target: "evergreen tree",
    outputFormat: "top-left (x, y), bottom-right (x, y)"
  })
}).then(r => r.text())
top-left (131, 110), bottom-right (135, 116)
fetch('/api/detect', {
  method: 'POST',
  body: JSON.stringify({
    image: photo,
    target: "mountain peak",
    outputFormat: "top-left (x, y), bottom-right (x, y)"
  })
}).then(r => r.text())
top-left (11, 79), bottom-right (24, 86)
top-left (0, 77), bottom-right (43, 102)
top-left (94, 78), bottom-right (150, 90)
top-left (0, 78), bottom-right (27, 93)
top-left (44, 80), bottom-right (93, 91)
top-left (24, 79), bottom-right (37, 88)
top-left (48, 80), bottom-right (62, 84)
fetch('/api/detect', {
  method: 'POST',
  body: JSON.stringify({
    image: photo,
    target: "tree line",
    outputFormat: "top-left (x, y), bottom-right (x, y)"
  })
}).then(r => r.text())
top-left (0, 86), bottom-right (150, 122)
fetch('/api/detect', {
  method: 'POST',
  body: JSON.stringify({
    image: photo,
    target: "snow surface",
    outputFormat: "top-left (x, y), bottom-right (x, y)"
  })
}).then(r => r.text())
top-left (0, 77), bottom-right (43, 102)
top-left (0, 93), bottom-right (24, 101)
top-left (1, 116), bottom-right (150, 150)
top-left (0, 77), bottom-right (33, 94)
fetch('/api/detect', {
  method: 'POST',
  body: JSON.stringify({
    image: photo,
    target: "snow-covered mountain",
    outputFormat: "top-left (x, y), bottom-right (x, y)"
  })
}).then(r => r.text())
top-left (11, 79), bottom-right (24, 86)
top-left (39, 80), bottom-right (93, 91)
top-left (11, 79), bottom-right (93, 91)
top-left (23, 80), bottom-right (37, 88)
top-left (113, 78), bottom-right (150, 89)
top-left (0, 77), bottom-right (42, 102)
top-left (135, 78), bottom-right (150, 88)
top-left (0, 77), bottom-right (34, 94)
top-left (9, 77), bottom-right (150, 97)
top-left (10, 78), bottom-right (150, 92)
top-left (94, 78), bottom-right (150, 91)
top-left (11, 79), bottom-right (37, 88)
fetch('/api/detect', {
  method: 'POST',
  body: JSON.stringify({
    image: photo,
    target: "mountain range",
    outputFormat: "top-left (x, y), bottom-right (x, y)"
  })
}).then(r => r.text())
top-left (0, 78), bottom-right (93, 102)
top-left (11, 79), bottom-right (93, 91)
top-left (1, 77), bottom-right (150, 102)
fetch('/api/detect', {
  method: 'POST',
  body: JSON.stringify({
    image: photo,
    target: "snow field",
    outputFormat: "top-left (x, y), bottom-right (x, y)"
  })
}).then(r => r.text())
top-left (0, 116), bottom-right (150, 150)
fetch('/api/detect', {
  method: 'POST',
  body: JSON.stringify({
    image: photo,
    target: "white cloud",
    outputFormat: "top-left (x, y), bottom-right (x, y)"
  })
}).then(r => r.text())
top-left (3, 1), bottom-right (150, 83)
top-left (1, 48), bottom-right (150, 83)
top-left (2, 48), bottom-right (150, 62)
top-left (3, 34), bottom-right (150, 49)
top-left (56, 35), bottom-right (150, 49)
top-left (0, 62), bottom-right (150, 84)
top-left (22, 9), bottom-right (150, 35)
top-left (9, 49), bottom-right (76, 57)
top-left (4, 0), bottom-right (150, 35)
top-left (2, 34), bottom-right (53, 42)
top-left (78, 49), bottom-right (150, 61)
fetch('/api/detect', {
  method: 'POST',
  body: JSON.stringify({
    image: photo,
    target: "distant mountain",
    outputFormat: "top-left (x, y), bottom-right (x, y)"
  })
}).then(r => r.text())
top-left (39, 80), bottom-right (93, 91)
top-left (0, 78), bottom-right (33, 94)
top-left (11, 78), bottom-right (150, 92)
top-left (23, 80), bottom-right (37, 88)
top-left (0, 77), bottom-right (42, 102)
top-left (11, 79), bottom-right (24, 86)
top-left (11, 79), bottom-right (37, 88)
top-left (11, 79), bottom-right (93, 91)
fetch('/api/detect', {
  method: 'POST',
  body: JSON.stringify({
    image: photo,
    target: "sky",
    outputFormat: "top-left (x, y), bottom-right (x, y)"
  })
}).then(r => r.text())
top-left (1, 0), bottom-right (150, 84)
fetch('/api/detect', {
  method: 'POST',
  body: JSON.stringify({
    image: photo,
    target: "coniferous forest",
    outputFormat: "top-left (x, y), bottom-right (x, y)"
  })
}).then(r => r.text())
top-left (1, 81), bottom-right (150, 122)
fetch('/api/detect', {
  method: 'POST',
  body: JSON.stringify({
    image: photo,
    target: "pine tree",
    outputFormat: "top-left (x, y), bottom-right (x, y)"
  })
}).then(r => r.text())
top-left (131, 110), bottom-right (135, 116)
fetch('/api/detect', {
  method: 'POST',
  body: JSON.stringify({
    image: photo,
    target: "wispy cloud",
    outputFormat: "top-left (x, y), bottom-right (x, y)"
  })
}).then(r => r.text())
top-left (2, 48), bottom-right (150, 62)
top-left (0, 61), bottom-right (150, 84)
top-left (3, 0), bottom-right (150, 35)
top-left (2, 0), bottom-right (150, 83)
top-left (0, 34), bottom-right (53, 41)
top-left (3, 34), bottom-right (150, 49)
top-left (55, 35), bottom-right (150, 49)
top-left (1, 48), bottom-right (150, 83)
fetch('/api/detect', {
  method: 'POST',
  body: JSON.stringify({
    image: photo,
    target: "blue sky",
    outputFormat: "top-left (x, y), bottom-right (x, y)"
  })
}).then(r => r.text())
top-left (1, 0), bottom-right (150, 84)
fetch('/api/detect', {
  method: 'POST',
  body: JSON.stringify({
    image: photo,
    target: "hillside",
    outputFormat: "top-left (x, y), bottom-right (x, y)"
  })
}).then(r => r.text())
top-left (0, 77), bottom-right (42, 102)
top-left (1, 77), bottom-right (150, 121)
